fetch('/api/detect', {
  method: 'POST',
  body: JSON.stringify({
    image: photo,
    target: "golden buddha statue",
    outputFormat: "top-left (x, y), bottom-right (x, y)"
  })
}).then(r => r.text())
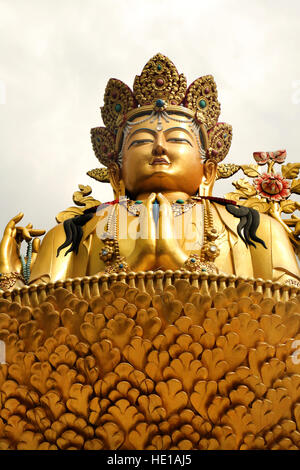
top-left (0, 53), bottom-right (299, 291)
top-left (2, 54), bottom-right (300, 452)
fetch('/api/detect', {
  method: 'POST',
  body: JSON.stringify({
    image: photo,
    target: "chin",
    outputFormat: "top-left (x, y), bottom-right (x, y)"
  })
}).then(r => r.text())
top-left (135, 176), bottom-right (190, 195)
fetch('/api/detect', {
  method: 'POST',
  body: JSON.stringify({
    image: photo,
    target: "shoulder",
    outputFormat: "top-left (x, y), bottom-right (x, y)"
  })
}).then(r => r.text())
top-left (40, 222), bottom-right (66, 246)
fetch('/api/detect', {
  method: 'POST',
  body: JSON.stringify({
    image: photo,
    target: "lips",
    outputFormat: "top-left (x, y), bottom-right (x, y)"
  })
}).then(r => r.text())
top-left (150, 157), bottom-right (170, 165)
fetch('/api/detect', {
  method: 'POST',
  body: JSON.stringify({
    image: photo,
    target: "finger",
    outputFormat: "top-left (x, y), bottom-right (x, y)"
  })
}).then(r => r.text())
top-left (12, 212), bottom-right (24, 223)
top-left (145, 192), bottom-right (156, 209)
top-left (16, 226), bottom-right (33, 242)
top-left (157, 193), bottom-right (172, 218)
top-left (29, 229), bottom-right (46, 237)
top-left (142, 193), bottom-right (156, 240)
top-left (157, 193), bottom-right (173, 239)
top-left (3, 212), bottom-right (24, 234)
top-left (32, 238), bottom-right (41, 253)
top-left (16, 227), bottom-right (46, 240)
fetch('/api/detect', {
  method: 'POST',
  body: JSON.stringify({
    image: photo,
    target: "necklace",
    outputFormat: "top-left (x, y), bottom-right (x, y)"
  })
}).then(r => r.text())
top-left (99, 198), bottom-right (220, 274)
top-left (124, 197), bottom-right (196, 217)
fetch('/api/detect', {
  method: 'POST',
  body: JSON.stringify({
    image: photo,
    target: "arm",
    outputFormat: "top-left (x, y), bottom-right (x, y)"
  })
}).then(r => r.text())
top-left (29, 223), bottom-right (83, 284)
top-left (250, 213), bottom-right (300, 284)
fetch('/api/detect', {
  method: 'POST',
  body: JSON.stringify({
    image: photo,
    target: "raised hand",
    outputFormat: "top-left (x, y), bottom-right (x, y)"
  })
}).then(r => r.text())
top-left (155, 193), bottom-right (188, 269)
top-left (0, 213), bottom-right (45, 274)
top-left (125, 193), bottom-right (157, 271)
top-left (126, 193), bottom-right (189, 271)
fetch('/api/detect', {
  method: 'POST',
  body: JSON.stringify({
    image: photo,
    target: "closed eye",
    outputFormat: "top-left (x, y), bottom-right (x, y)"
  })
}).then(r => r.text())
top-left (167, 138), bottom-right (192, 146)
top-left (128, 139), bottom-right (154, 149)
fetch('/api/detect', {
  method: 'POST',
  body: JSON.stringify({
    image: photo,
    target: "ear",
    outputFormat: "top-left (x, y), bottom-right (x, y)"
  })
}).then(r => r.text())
top-left (199, 159), bottom-right (217, 196)
top-left (108, 162), bottom-right (125, 199)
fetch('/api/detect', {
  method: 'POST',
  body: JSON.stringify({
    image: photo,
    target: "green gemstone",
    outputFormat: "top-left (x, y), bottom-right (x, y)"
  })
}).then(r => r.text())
top-left (199, 99), bottom-right (206, 109)
top-left (135, 200), bottom-right (143, 204)
top-left (176, 199), bottom-right (184, 204)
top-left (201, 268), bottom-right (206, 272)
top-left (115, 103), bottom-right (122, 112)
top-left (157, 64), bottom-right (162, 71)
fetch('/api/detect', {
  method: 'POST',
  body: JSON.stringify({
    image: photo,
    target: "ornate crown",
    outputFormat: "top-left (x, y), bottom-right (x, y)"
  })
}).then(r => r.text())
top-left (90, 53), bottom-right (232, 176)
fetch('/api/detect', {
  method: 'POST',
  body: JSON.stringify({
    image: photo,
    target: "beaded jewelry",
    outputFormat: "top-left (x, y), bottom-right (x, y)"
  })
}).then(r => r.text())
top-left (99, 198), bottom-right (220, 274)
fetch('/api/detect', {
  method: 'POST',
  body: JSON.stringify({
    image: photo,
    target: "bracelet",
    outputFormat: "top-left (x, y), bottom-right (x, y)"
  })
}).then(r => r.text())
top-left (285, 278), bottom-right (300, 288)
top-left (0, 272), bottom-right (24, 291)
top-left (103, 257), bottom-right (130, 274)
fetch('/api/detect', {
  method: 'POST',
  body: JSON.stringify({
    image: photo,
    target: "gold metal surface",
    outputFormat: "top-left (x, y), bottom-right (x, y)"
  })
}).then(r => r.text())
top-left (1, 55), bottom-right (300, 451)
top-left (0, 273), bottom-right (300, 450)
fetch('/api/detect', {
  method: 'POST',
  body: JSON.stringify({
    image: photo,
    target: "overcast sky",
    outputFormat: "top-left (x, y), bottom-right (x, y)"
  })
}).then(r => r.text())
top-left (0, 0), bottom-right (300, 241)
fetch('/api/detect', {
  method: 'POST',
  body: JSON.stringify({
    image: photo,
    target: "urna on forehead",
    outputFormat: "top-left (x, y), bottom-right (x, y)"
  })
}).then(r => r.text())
top-left (90, 53), bottom-right (233, 168)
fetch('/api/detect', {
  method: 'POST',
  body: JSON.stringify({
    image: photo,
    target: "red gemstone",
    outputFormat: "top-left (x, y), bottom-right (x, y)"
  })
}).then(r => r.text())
top-left (112, 92), bottom-right (117, 99)
top-left (156, 78), bottom-right (164, 87)
top-left (103, 145), bottom-right (108, 153)
top-left (171, 100), bottom-right (177, 105)
top-left (204, 87), bottom-right (210, 94)
top-left (217, 141), bottom-right (222, 148)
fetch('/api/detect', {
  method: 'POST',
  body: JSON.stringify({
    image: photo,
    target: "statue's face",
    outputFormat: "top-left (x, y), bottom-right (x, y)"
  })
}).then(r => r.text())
top-left (121, 114), bottom-right (205, 197)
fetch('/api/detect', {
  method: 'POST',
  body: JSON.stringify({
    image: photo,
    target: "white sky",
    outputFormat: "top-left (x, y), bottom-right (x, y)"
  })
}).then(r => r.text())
top-left (0, 0), bottom-right (300, 238)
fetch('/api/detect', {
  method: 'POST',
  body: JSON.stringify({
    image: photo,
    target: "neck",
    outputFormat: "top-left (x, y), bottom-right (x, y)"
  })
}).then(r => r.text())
top-left (134, 191), bottom-right (193, 203)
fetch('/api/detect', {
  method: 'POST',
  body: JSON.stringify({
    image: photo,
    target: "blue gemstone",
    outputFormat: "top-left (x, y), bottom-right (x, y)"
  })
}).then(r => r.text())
top-left (191, 258), bottom-right (196, 263)
top-left (97, 138), bottom-right (100, 142)
top-left (102, 250), bottom-right (108, 255)
top-left (119, 263), bottom-right (124, 268)
top-left (155, 99), bottom-right (165, 108)
top-left (157, 64), bottom-right (162, 71)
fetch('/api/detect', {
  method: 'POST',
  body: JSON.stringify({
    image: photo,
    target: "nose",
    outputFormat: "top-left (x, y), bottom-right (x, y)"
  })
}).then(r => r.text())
top-left (152, 132), bottom-right (167, 156)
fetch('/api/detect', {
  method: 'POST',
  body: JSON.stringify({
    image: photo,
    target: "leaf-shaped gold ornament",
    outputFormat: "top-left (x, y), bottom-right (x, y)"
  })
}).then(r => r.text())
top-left (291, 179), bottom-right (300, 194)
top-left (55, 207), bottom-right (86, 224)
top-left (240, 164), bottom-right (260, 178)
top-left (87, 168), bottom-right (110, 183)
top-left (232, 179), bottom-right (257, 198)
top-left (55, 185), bottom-right (101, 223)
top-left (242, 198), bottom-right (270, 213)
top-left (224, 192), bottom-right (245, 202)
top-left (216, 164), bottom-right (240, 180)
top-left (281, 163), bottom-right (300, 179)
top-left (280, 200), bottom-right (300, 214)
